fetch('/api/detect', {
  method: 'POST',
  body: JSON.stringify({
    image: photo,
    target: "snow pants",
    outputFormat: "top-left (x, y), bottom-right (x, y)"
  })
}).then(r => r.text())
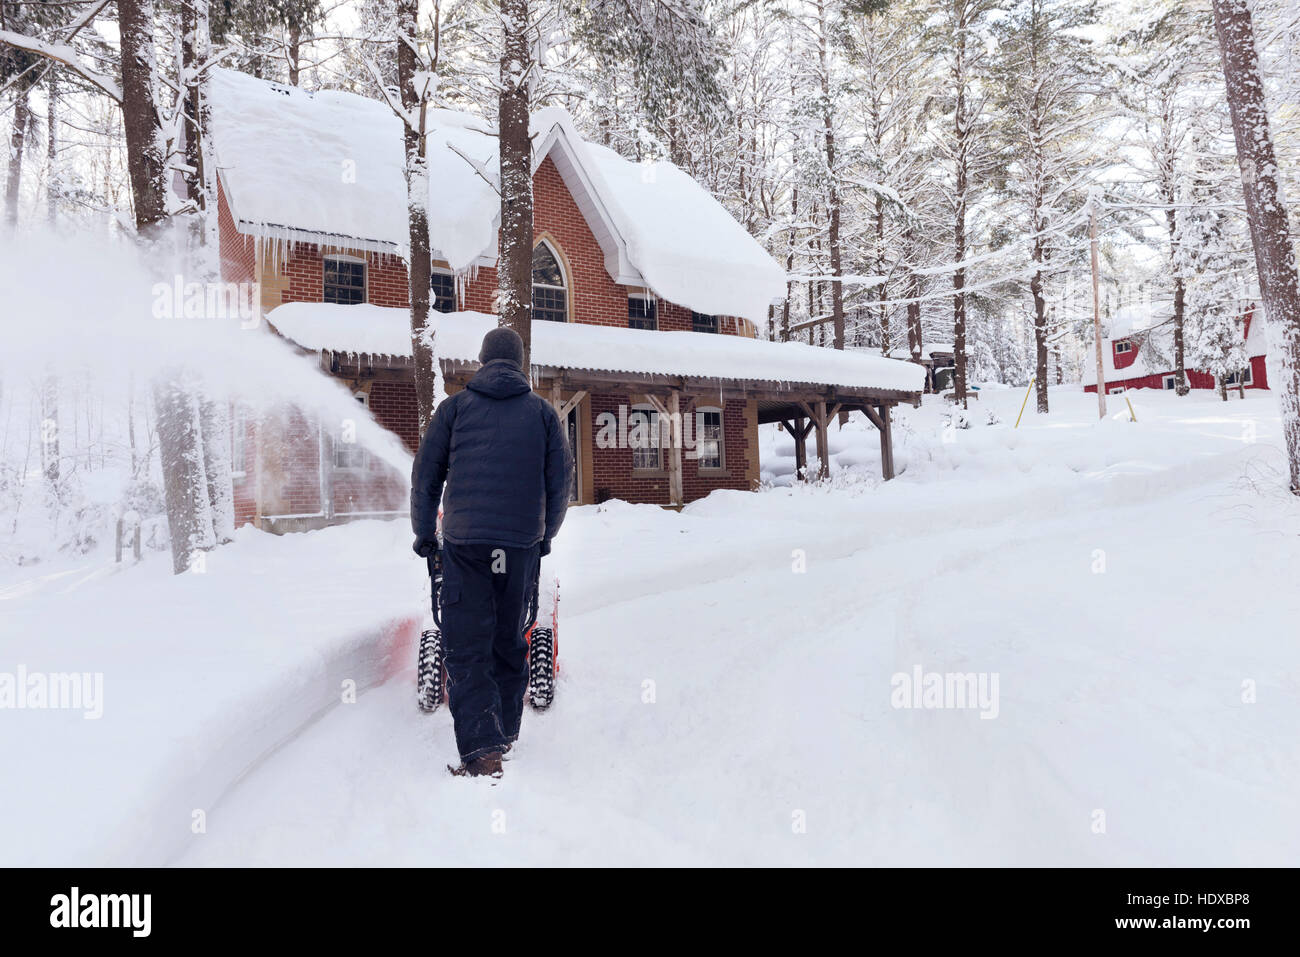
top-left (434, 541), bottom-right (541, 763)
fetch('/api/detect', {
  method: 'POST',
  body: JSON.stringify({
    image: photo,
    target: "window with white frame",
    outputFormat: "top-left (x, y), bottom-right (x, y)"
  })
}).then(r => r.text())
top-left (231, 404), bottom-right (248, 476)
top-left (430, 269), bottom-right (456, 314)
top-left (1108, 386), bottom-right (1126, 395)
top-left (629, 404), bottom-right (660, 471)
top-left (696, 408), bottom-right (723, 470)
top-left (1223, 366), bottom-right (1252, 387)
top-left (324, 255), bottom-right (366, 304)
top-left (532, 241), bottom-right (568, 323)
top-left (334, 393), bottom-right (369, 469)
top-left (1113, 339), bottom-right (1132, 355)
top-left (1163, 375), bottom-right (1177, 390)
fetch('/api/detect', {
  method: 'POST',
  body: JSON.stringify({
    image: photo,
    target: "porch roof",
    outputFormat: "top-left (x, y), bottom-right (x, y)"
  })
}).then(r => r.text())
top-left (266, 304), bottom-right (926, 403)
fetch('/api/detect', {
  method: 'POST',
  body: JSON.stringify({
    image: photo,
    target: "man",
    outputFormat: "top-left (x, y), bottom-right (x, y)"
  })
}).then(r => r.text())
top-left (411, 327), bottom-right (572, 778)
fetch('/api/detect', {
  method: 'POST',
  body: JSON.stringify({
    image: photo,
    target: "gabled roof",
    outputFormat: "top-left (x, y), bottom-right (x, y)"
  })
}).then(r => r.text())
top-left (265, 303), bottom-right (927, 395)
top-left (207, 69), bottom-right (786, 323)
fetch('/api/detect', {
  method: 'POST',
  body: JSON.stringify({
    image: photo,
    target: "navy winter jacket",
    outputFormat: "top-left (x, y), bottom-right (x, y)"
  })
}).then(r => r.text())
top-left (411, 359), bottom-right (572, 549)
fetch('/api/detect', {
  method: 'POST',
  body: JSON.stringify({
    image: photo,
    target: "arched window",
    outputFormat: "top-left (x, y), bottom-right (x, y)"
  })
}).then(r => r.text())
top-left (532, 241), bottom-right (568, 323)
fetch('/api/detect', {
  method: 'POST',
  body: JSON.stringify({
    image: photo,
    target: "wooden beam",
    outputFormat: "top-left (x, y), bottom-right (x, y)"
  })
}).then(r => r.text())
top-left (792, 416), bottom-right (808, 479)
top-left (813, 399), bottom-right (830, 479)
top-left (861, 405), bottom-right (885, 432)
top-left (878, 404), bottom-right (895, 481)
top-left (558, 389), bottom-right (588, 420)
top-left (666, 390), bottom-right (684, 506)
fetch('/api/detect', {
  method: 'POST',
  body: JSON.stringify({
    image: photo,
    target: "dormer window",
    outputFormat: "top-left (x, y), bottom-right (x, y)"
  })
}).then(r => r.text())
top-left (532, 241), bottom-right (568, 323)
top-left (323, 255), bottom-right (366, 305)
top-left (1113, 340), bottom-right (1132, 355)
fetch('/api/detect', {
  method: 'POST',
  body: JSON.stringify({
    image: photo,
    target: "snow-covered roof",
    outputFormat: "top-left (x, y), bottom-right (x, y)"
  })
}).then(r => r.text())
top-left (1105, 304), bottom-right (1164, 340)
top-left (266, 303), bottom-right (926, 394)
top-left (208, 69), bottom-right (786, 324)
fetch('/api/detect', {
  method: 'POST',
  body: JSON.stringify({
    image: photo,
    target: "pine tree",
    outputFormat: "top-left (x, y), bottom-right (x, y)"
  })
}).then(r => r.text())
top-left (993, 0), bottom-right (1102, 413)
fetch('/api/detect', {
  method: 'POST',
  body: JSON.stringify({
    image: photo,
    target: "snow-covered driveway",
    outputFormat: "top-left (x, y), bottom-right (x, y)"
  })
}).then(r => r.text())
top-left (177, 391), bottom-right (1300, 866)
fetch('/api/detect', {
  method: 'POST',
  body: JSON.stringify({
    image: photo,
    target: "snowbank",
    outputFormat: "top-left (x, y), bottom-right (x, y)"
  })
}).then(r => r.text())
top-left (267, 304), bottom-right (927, 393)
top-left (207, 69), bottom-right (786, 322)
top-left (0, 520), bottom-right (426, 866)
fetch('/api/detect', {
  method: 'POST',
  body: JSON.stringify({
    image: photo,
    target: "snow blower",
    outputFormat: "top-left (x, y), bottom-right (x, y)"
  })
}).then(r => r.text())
top-left (417, 545), bottom-right (560, 714)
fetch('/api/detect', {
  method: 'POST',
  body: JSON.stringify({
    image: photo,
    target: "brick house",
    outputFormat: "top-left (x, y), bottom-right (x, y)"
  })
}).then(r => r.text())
top-left (209, 69), bottom-right (924, 531)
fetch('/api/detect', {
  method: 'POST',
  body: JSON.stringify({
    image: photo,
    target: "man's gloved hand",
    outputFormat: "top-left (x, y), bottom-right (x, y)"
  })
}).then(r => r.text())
top-left (539, 539), bottom-right (552, 557)
top-left (413, 536), bottom-right (439, 559)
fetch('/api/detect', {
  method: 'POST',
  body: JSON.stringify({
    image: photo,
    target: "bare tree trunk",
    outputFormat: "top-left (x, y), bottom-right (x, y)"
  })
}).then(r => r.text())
top-left (781, 184), bottom-right (797, 343)
top-left (154, 377), bottom-right (215, 572)
top-left (1162, 178), bottom-right (1191, 396)
top-left (5, 82), bottom-right (29, 229)
top-left (876, 200), bottom-right (888, 353)
top-left (497, 0), bottom-right (534, 366)
top-left (46, 70), bottom-right (58, 221)
top-left (1171, 276), bottom-right (1188, 394)
top-left (1031, 246), bottom-right (1049, 413)
top-left (398, 0), bottom-right (436, 433)
top-left (906, 271), bottom-right (922, 362)
top-left (40, 372), bottom-right (59, 488)
top-left (200, 394), bottom-right (234, 542)
top-left (288, 22), bottom-right (301, 86)
top-left (119, 0), bottom-right (168, 234)
top-left (951, 21), bottom-right (970, 409)
top-left (1211, 0), bottom-right (1300, 493)
top-left (123, 0), bottom-right (213, 571)
top-left (816, 0), bottom-right (844, 351)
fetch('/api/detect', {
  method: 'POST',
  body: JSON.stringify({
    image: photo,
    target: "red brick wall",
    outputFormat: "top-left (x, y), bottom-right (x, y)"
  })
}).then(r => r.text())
top-left (232, 405), bottom-right (257, 527)
top-left (217, 178), bottom-right (256, 285)
top-left (448, 157), bottom-right (746, 333)
top-left (368, 380), bottom-right (420, 452)
top-left (273, 407), bottom-right (324, 516)
top-left (219, 183), bottom-right (260, 526)
top-left (587, 392), bottom-right (752, 505)
top-left (275, 247), bottom-right (409, 309)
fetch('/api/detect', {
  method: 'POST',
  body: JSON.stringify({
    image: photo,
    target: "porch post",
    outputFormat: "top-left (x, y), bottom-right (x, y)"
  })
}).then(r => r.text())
top-left (878, 404), bottom-right (895, 481)
top-left (792, 416), bottom-right (808, 480)
top-left (814, 399), bottom-right (830, 479)
top-left (667, 389), bottom-right (684, 507)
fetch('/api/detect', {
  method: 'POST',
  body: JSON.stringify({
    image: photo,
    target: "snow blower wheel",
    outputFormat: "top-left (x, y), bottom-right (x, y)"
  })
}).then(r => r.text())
top-left (416, 627), bottom-right (446, 713)
top-left (527, 627), bottom-right (555, 710)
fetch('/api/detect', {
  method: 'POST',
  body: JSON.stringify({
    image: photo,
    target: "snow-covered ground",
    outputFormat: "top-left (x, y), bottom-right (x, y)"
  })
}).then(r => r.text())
top-left (4, 387), bottom-right (1299, 865)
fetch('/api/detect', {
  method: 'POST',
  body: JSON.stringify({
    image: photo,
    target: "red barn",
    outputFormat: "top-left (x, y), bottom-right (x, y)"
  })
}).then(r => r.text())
top-left (1083, 305), bottom-right (1269, 395)
top-left (208, 69), bottom-right (924, 531)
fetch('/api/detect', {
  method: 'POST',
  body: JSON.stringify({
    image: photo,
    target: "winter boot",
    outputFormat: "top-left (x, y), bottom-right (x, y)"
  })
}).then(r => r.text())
top-left (449, 751), bottom-right (503, 778)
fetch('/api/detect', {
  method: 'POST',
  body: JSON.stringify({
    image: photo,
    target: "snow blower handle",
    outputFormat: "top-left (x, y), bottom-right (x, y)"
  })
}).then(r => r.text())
top-left (428, 550), bottom-right (443, 629)
top-left (524, 556), bottom-right (542, 633)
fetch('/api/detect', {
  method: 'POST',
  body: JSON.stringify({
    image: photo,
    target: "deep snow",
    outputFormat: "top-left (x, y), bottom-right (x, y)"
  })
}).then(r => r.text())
top-left (4, 387), bottom-right (1299, 865)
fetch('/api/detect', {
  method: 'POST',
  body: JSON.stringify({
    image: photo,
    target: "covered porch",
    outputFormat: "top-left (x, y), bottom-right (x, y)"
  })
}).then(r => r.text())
top-left (441, 361), bottom-right (921, 506)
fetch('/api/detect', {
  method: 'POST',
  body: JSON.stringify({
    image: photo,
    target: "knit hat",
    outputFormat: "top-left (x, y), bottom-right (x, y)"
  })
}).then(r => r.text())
top-left (478, 326), bottom-right (526, 368)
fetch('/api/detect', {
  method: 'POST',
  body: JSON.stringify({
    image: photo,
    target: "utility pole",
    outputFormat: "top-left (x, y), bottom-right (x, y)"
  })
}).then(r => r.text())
top-left (1089, 189), bottom-right (1107, 420)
